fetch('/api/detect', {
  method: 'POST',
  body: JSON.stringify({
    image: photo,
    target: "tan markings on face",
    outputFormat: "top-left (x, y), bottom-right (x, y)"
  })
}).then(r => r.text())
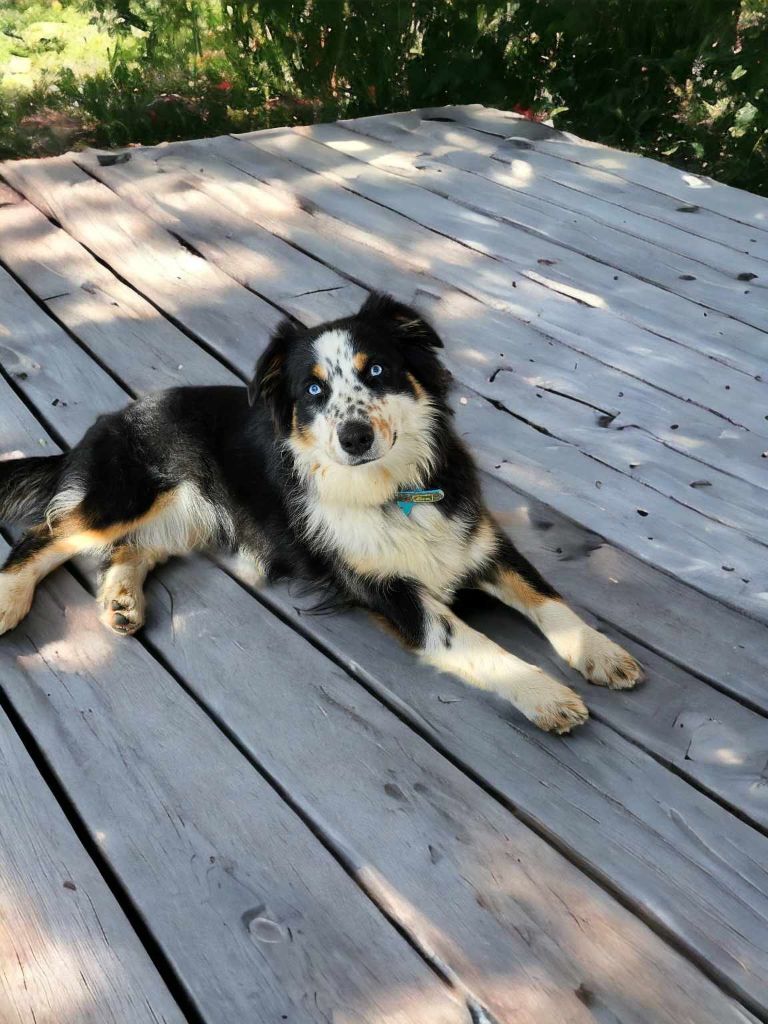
top-left (290, 406), bottom-right (317, 452)
top-left (406, 372), bottom-right (426, 400)
top-left (353, 352), bottom-right (368, 372)
top-left (369, 413), bottom-right (392, 445)
top-left (312, 363), bottom-right (328, 380)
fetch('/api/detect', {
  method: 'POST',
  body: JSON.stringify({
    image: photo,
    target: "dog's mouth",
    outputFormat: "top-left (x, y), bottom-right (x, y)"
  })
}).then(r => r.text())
top-left (336, 430), bottom-right (397, 467)
top-left (347, 453), bottom-right (380, 466)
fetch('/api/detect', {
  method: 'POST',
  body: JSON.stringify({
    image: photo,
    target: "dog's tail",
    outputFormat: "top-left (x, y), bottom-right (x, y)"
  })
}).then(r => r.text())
top-left (0, 454), bottom-right (65, 524)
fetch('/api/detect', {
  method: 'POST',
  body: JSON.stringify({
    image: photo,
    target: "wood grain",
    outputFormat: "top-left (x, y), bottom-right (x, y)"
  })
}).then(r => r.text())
top-left (0, 704), bottom-right (186, 1024)
top-left (303, 120), bottom-right (768, 338)
top-left (329, 113), bottom-right (768, 375)
top-left (338, 110), bottom-right (768, 266)
top-left (408, 104), bottom-right (768, 233)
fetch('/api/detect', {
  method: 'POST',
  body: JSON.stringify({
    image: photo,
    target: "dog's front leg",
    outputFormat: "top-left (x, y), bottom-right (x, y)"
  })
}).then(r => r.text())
top-left (479, 535), bottom-right (643, 690)
top-left (364, 577), bottom-right (588, 734)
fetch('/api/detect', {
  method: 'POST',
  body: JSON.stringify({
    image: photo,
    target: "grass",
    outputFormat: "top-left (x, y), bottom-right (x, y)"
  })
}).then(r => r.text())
top-left (0, 1), bottom-right (115, 88)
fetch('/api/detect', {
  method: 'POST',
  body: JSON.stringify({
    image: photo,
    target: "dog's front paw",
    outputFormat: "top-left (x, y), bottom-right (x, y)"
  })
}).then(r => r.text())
top-left (531, 684), bottom-right (589, 734)
top-left (0, 574), bottom-right (34, 636)
top-left (574, 629), bottom-right (644, 690)
top-left (511, 670), bottom-right (589, 734)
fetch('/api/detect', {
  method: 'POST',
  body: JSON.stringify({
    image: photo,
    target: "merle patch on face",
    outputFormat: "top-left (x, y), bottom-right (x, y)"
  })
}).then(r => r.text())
top-left (249, 293), bottom-right (450, 470)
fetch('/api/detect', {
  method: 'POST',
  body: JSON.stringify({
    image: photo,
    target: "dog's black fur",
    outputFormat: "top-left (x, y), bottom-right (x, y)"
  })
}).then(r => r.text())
top-left (0, 292), bottom-right (642, 731)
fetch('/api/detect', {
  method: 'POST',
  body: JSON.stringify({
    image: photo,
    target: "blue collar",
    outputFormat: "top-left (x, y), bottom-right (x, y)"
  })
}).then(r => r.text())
top-left (394, 487), bottom-right (445, 516)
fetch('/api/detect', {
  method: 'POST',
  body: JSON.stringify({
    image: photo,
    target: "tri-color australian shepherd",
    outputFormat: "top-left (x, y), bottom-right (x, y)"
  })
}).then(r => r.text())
top-left (0, 293), bottom-right (642, 732)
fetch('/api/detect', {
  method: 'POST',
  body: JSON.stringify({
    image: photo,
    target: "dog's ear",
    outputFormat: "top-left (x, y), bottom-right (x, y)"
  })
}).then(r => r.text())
top-left (248, 318), bottom-right (299, 432)
top-left (358, 292), bottom-right (443, 350)
top-left (359, 292), bottom-right (450, 400)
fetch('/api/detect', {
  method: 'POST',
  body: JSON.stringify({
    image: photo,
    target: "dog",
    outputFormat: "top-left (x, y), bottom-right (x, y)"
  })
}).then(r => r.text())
top-left (0, 292), bottom-right (642, 732)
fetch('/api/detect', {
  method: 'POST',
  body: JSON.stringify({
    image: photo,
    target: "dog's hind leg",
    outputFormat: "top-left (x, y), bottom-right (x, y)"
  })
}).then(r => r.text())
top-left (0, 486), bottom-right (182, 638)
top-left (98, 544), bottom-right (165, 636)
top-left (0, 524), bottom-right (79, 635)
top-left (478, 533), bottom-right (643, 690)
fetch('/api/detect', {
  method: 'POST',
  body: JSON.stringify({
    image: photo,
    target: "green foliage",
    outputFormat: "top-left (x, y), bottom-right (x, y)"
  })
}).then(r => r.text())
top-left (1, 0), bottom-right (766, 195)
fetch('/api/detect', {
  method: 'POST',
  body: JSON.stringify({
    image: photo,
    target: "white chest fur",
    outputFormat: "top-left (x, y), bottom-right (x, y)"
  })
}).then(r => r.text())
top-left (305, 501), bottom-right (496, 599)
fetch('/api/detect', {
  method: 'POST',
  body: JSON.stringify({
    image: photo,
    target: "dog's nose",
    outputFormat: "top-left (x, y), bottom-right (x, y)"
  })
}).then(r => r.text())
top-left (338, 420), bottom-right (374, 457)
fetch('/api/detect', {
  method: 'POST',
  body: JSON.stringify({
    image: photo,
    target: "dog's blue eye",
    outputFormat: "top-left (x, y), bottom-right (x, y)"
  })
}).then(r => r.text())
top-left (307, 382), bottom-right (323, 396)
top-left (369, 363), bottom-right (383, 377)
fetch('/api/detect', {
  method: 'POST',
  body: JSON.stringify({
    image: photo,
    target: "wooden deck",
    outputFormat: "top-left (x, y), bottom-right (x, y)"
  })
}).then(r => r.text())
top-left (1, 104), bottom-right (767, 1024)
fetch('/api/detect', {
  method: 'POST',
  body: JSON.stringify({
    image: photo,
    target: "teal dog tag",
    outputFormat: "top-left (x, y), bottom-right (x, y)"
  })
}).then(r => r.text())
top-left (394, 488), bottom-right (445, 517)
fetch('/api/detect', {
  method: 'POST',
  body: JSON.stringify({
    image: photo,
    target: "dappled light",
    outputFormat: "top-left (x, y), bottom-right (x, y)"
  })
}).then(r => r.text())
top-left (2, 897), bottom-right (108, 1024)
top-left (682, 173), bottom-right (712, 190)
top-left (509, 158), bottom-right (535, 185)
top-left (324, 137), bottom-right (372, 153)
top-left (526, 272), bottom-right (607, 308)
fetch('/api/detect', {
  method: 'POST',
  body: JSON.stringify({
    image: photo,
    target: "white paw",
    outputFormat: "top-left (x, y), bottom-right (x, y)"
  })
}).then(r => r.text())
top-left (572, 629), bottom-right (644, 690)
top-left (511, 670), bottom-right (590, 734)
top-left (536, 602), bottom-right (644, 691)
top-left (528, 682), bottom-right (589, 734)
top-left (99, 582), bottom-right (145, 636)
top-left (0, 573), bottom-right (35, 636)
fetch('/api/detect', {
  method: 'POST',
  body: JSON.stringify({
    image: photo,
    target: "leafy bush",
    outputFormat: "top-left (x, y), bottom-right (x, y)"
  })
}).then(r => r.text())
top-left (1, 0), bottom-right (766, 195)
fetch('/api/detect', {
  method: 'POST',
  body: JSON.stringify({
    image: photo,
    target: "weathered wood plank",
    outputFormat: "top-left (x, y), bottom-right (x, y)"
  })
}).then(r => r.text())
top-left (248, 576), bottom-right (768, 1017)
top-left (340, 111), bottom-right (768, 269)
top-left (328, 115), bottom-right (768, 376)
top-left (4, 116), bottom-right (768, 1011)
top-left (455, 391), bottom-right (768, 624)
top-left (82, 141), bottom-right (768, 434)
top-left (303, 120), bottom-right (768, 341)
top-left (4, 201), bottom-right (767, 716)
top-left (44, 146), bottom-right (768, 468)
top-left (6, 141), bottom-right (768, 620)
top-left (0, 705), bottom-right (186, 1024)
top-left (476, 471), bottom-right (768, 715)
top-left (0, 183), bottom-right (234, 392)
top-left (1, 557), bottom-right (467, 1024)
top-left (242, 127), bottom-right (768, 376)
top-left (0, 155), bottom-right (284, 372)
top-left (63, 160), bottom-right (367, 324)
top-left (425, 104), bottom-right (768, 233)
top-left (65, 139), bottom-right (768, 620)
top-left (0, 183), bottom-right (236, 396)
top-left (3, 370), bottom-right (765, 1024)
top-left (4, 249), bottom-right (768, 1017)
top-left (142, 550), bottom-right (768, 1022)
top-left (7, 144), bottom-right (768, 614)
top-left (0, 263), bottom-right (127, 436)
